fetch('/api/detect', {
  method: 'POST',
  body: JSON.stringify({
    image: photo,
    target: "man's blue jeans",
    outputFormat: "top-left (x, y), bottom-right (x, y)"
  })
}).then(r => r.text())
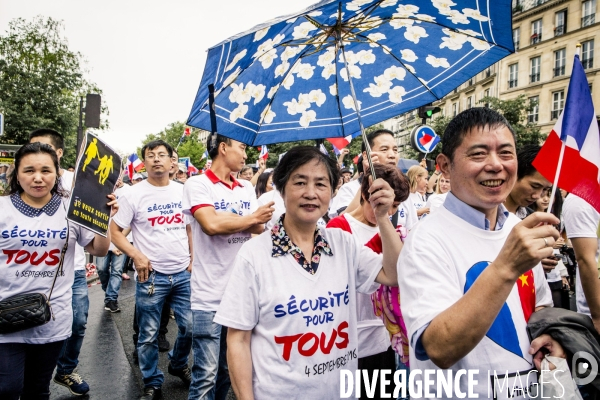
top-left (188, 310), bottom-right (230, 400)
top-left (56, 270), bottom-right (89, 375)
top-left (96, 251), bottom-right (125, 303)
top-left (136, 270), bottom-right (192, 389)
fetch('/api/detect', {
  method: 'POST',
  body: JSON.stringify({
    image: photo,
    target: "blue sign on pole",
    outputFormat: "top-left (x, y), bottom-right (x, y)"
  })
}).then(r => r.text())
top-left (410, 125), bottom-right (440, 154)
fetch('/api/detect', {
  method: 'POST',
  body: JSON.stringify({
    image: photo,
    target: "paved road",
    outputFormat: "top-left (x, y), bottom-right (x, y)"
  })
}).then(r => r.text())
top-left (50, 272), bottom-right (205, 400)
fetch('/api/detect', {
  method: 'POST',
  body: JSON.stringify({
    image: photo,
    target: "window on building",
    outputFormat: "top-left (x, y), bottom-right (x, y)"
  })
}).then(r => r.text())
top-left (582, 40), bottom-right (595, 69)
top-left (513, 28), bottom-right (520, 51)
top-left (555, 10), bottom-right (567, 36)
top-left (467, 96), bottom-right (472, 109)
top-left (530, 57), bottom-right (541, 83)
top-left (528, 96), bottom-right (539, 123)
top-left (452, 103), bottom-right (457, 117)
top-left (551, 91), bottom-right (565, 120)
top-left (508, 63), bottom-right (518, 88)
top-left (582, 0), bottom-right (596, 27)
top-left (531, 19), bottom-right (543, 44)
top-left (554, 49), bottom-right (566, 77)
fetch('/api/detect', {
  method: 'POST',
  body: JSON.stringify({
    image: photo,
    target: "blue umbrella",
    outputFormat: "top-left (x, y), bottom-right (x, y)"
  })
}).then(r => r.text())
top-left (187, 0), bottom-right (513, 148)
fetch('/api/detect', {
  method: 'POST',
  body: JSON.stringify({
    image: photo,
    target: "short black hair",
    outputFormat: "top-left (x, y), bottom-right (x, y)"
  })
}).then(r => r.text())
top-left (141, 140), bottom-right (173, 160)
top-left (361, 129), bottom-right (394, 153)
top-left (29, 128), bottom-right (64, 150)
top-left (441, 108), bottom-right (515, 161)
top-left (340, 168), bottom-right (351, 175)
top-left (357, 155), bottom-right (364, 174)
top-left (516, 144), bottom-right (541, 180)
top-left (206, 134), bottom-right (232, 160)
top-left (273, 146), bottom-right (340, 195)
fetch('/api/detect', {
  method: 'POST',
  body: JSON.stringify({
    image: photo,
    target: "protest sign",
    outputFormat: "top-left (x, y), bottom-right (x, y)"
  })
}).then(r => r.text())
top-left (67, 132), bottom-right (121, 236)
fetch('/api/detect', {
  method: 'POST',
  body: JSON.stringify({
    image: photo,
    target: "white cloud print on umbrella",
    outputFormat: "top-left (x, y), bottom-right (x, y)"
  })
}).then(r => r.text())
top-left (187, 0), bottom-right (515, 150)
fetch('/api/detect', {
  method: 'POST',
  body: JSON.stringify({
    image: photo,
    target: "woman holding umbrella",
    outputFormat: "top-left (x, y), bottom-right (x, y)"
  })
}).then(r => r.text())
top-left (213, 146), bottom-right (402, 399)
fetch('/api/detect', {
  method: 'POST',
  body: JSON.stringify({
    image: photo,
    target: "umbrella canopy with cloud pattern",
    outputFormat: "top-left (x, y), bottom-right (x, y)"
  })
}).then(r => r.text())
top-left (187, 0), bottom-right (514, 146)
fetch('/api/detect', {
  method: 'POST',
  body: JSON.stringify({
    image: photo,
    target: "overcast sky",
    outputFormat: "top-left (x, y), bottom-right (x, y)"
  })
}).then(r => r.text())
top-left (0, 0), bottom-right (316, 153)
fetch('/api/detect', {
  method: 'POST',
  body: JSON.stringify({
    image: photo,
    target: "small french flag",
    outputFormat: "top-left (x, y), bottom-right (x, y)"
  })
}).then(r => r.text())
top-left (327, 134), bottom-right (353, 151)
top-left (125, 154), bottom-right (144, 180)
top-left (259, 145), bottom-right (269, 160)
top-left (201, 150), bottom-right (209, 160)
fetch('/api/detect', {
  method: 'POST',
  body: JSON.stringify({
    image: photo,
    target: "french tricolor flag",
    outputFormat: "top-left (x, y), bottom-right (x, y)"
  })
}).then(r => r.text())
top-left (327, 134), bottom-right (353, 151)
top-left (259, 145), bottom-right (269, 160)
top-left (533, 53), bottom-right (600, 212)
top-left (125, 153), bottom-right (144, 180)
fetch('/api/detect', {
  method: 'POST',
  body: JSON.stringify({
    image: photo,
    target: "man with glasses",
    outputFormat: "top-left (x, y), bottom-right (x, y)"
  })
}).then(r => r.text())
top-left (110, 140), bottom-right (194, 400)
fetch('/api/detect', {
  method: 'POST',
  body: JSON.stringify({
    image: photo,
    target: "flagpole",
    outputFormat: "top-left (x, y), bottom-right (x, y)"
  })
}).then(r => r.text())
top-left (546, 44), bottom-right (581, 215)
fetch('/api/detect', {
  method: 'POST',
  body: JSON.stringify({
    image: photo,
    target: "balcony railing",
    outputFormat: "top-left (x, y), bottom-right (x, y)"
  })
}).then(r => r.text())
top-left (582, 14), bottom-right (595, 27)
top-left (551, 110), bottom-right (562, 120)
top-left (582, 58), bottom-right (594, 69)
top-left (530, 73), bottom-right (540, 83)
top-left (528, 114), bottom-right (539, 123)
top-left (531, 33), bottom-right (542, 44)
top-left (554, 25), bottom-right (565, 36)
top-left (508, 79), bottom-right (518, 88)
top-left (553, 66), bottom-right (565, 77)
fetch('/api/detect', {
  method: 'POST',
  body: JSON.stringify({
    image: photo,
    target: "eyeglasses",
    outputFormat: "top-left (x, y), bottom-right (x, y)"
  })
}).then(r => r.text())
top-left (145, 153), bottom-right (170, 160)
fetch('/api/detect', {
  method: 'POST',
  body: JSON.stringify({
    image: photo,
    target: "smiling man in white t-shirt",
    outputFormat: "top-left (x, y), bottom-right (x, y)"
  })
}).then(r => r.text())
top-left (183, 133), bottom-right (274, 400)
top-left (111, 140), bottom-right (193, 400)
top-left (399, 108), bottom-right (565, 399)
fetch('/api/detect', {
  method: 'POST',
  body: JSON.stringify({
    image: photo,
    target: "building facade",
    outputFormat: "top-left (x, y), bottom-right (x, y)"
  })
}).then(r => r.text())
top-left (389, 0), bottom-right (599, 158)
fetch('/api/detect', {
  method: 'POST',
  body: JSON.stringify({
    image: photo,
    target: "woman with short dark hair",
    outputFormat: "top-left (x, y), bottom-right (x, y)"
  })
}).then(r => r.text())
top-left (254, 170), bottom-right (273, 198)
top-left (214, 146), bottom-right (402, 399)
top-left (0, 142), bottom-right (116, 400)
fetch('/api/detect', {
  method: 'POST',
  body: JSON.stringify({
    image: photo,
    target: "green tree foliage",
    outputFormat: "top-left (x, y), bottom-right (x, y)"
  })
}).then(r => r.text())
top-left (479, 95), bottom-right (543, 149)
top-left (138, 122), bottom-right (207, 168)
top-left (0, 17), bottom-right (108, 167)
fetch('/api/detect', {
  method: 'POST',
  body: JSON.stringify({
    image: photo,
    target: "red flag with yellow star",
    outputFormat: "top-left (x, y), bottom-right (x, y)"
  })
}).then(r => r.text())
top-left (517, 271), bottom-right (536, 322)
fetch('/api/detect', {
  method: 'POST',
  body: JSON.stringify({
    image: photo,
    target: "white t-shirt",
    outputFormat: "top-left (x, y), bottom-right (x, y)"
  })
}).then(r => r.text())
top-left (398, 207), bottom-right (552, 398)
top-left (214, 228), bottom-right (382, 400)
top-left (328, 214), bottom-right (390, 358)
top-left (397, 199), bottom-right (418, 231)
top-left (183, 171), bottom-right (258, 311)
top-left (425, 192), bottom-right (448, 214)
top-left (112, 180), bottom-right (189, 275)
top-left (61, 170), bottom-right (87, 271)
top-left (408, 192), bottom-right (427, 219)
top-left (329, 179), bottom-right (360, 218)
top-left (0, 196), bottom-right (95, 344)
top-left (563, 194), bottom-right (600, 316)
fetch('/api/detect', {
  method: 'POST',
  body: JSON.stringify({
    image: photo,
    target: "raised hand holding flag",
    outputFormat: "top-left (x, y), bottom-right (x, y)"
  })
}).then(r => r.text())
top-left (259, 145), bottom-right (269, 160)
top-left (533, 47), bottom-right (600, 212)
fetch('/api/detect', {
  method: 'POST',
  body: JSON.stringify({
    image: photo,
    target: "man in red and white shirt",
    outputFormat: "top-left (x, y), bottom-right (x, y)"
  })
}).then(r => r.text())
top-left (183, 134), bottom-right (274, 400)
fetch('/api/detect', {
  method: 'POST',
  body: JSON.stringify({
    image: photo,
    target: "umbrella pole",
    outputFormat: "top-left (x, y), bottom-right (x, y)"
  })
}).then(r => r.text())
top-left (339, 44), bottom-right (377, 183)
